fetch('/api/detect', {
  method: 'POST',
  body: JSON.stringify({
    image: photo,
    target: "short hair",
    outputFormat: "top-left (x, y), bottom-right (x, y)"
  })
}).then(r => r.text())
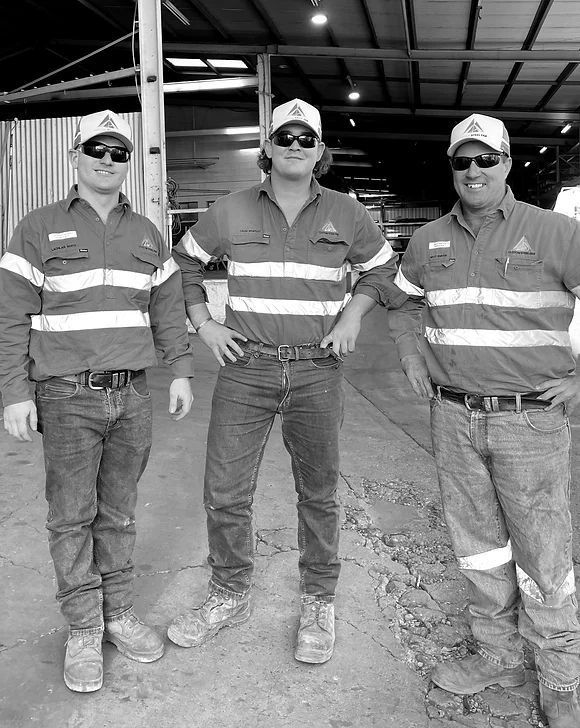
top-left (257, 146), bottom-right (333, 179)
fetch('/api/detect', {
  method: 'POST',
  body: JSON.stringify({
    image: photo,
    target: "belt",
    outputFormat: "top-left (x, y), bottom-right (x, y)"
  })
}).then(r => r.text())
top-left (437, 386), bottom-right (549, 412)
top-left (242, 341), bottom-right (335, 362)
top-left (57, 370), bottom-right (145, 390)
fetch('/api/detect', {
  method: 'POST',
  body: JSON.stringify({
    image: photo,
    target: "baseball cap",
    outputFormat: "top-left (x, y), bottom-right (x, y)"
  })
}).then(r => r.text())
top-left (270, 98), bottom-right (322, 139)
top-left (73, 110), bottom-right (133, 152)
top-left (447, 113), bottom-right (510, 157)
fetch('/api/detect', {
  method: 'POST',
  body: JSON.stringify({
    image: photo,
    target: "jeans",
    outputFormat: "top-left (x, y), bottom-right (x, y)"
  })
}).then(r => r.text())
top-left (35, 374), bottom-right (152, 632)
top-left (203, 350), bottom-right (344, 599)
top-left (431, 396), bottom-right (580, 690)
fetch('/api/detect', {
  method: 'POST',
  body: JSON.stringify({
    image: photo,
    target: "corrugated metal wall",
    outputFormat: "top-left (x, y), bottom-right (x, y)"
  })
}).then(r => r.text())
top-left (1, 112), bottom-right (144, 252)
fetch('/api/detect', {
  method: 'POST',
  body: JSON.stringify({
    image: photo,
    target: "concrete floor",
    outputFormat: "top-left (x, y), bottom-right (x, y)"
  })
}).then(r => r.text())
top-left (0, 308), bottom-right (579, 727)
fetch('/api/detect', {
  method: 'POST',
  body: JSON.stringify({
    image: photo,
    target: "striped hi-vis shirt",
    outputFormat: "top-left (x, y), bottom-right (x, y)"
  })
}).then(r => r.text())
top-left (389, 187), bottom-right (580, 395)
top-left (172, 177), bottom-right (407, 346)
top-left (0, 186), bottom-right (194, 407)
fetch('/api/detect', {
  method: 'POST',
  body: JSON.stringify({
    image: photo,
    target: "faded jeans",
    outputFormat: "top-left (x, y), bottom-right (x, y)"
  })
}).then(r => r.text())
top-left (431, 396), bottom-right (580, 690)
top-left (35, 374), bottom-right (152, 633)
top-left (204, 350), bottom-right (344, 599)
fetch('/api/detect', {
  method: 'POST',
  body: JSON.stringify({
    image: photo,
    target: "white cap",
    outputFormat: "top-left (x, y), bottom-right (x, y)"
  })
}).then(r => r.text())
top-left (270, 98), bottom-right (322, 139)
top-left (73, 110), bottom-right (133, 152)
top-left (447, 113), bottom-right (510, 157)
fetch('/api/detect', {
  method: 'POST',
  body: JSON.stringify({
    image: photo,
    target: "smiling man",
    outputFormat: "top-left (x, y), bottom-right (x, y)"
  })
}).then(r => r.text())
top-left (0, 110), bottom-right (194, 692)
top-left (389, 113), bottom-right (580, 727)
top-left (169, 98), bottom-right (408, 664)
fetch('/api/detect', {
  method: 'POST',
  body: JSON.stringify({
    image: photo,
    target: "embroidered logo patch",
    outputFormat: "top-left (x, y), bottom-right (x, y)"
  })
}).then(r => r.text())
top-left (510, 236), bottom-right (534, 254)
top-left (140, 238), bottom-right (156, 251)
top-left (320, 221), bottom-right (338, 235)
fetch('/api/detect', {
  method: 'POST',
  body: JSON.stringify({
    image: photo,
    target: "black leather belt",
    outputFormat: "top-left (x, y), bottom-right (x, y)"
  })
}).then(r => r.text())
top-left (242, 341), bottom-right (335, 362)
top-left (437, 386), bottom-right (549, 412)
top-left (58, 370), bottom-right (145, 390)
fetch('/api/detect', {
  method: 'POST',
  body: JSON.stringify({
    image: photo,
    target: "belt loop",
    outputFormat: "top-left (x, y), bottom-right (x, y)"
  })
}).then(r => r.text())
top-left (491, 396), bottom-right (500, 412)
top-left (483, 396), bottom-right (492, 412)
top-left (294, 346), bottom-right (300, 361)
top-left (515, 392), bottom-right (521, 413)
top-left (435, 385), bottom-right (442, 402)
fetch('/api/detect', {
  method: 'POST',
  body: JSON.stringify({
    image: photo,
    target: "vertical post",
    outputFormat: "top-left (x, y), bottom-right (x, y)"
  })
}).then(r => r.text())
top-left (137, 0), bottom-right (167, 237)
top-left (257, 53), bottom-right (272, 161)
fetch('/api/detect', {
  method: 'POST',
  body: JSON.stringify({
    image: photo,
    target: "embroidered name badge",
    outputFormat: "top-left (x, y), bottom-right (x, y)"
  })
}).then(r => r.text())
top-left (48, 231), bottom-right (77, 241)
top-left (429, 241), bottom-right (450, 249)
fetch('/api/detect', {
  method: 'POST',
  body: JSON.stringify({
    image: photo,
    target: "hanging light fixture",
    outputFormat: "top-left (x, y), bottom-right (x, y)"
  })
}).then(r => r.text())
top-left (346, 75), bottom-right (360, 101)
top-left (561, 123), bottom-right (572, 134)
top-left (310, 0), bottom-right (328, 25)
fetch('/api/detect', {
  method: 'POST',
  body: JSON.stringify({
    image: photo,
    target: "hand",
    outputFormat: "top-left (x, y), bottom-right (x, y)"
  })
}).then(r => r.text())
top-left (401, 354), bottom-right (434, 399)
top-left (168, 378), bottom-right (194, 420)
top-left (320, 311), bottom-right (362, 359)
top-left (198, 320), bottom-right (248, 367)
top-left (3, 400), bottom-right (38, 441)
top-left (536, 375), bottom-right (580, 413)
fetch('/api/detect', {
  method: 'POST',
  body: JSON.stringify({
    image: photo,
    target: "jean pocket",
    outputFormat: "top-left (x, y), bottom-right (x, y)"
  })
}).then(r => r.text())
top-left (523, 406), bottom-right (567, 433)
top-left (36, 379), bottom-right (80, 399)
top-left (226, 351), bottom-right (255, 368)
top-left (130, 374), bottom-right (151, 399)
top-left (309, 356), bottom-right (342, 370)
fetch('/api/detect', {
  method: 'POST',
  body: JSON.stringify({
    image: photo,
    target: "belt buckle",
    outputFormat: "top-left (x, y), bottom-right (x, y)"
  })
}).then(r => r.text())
top-left (464, 394), bottom-right (481, 411)
top-left (277, 345), bottom-right (294, 361)
top-left (87, 371), bottom-right (106, 390)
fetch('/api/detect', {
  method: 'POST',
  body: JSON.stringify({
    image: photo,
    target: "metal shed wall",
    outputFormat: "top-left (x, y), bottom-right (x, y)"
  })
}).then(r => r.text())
top-left (1, 112), bottom-right (144, 252)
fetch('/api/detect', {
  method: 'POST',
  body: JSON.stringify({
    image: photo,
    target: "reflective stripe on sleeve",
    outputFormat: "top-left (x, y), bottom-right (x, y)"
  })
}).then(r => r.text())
top-left (227, 295), bottom-right (349, 317)
top-left (457, 541), bottom-right (513, 570)
top-left (427, 287), bottom-right (574, 310)
top-left (0, 252), bottom-right (44, 287)
top-left (228, 260), bottom-right (347, 282)
top-left (180, 229), bottom-right (213, 264)
top-left (151, 257), bottom-right (180, 288)
top-left (31, 310), bottom-right (150, 332)
top-left (351, 240), bottom-right (397, 272)
top-left (425, 326), bottom-right (571, 348)
top-left (516, 565), bottom-right (576, 603)
top-left (394, 267), bottom-right (425, 297)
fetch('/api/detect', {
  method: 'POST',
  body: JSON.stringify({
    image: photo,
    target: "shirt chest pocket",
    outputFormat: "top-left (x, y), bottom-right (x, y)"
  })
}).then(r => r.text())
top-left (422, 250), bottom-right (456, 288)
top-left (231, 232), bottom-right (271, 263)
top-left (131, 246), bottom-right (163, 275)
top-left (42, 244), bottom-right (89, 276)
top-left (308, 237), bottom-right (350, 267)
top-left (495, 257), bottom-right (544, 290)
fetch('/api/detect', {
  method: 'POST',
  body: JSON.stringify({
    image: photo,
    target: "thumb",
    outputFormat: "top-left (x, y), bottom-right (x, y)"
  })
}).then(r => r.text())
top-left (320, 335), bottom-right (330, 348)
top-left (29, 408), bottom-right (38, 432)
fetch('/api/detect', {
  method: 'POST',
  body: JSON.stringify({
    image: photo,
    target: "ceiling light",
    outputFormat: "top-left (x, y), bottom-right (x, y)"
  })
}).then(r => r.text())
top-left (561, 123), bottom-right (572, 134)
top-left (164, 76), bottom-right (258, 94)
top-left (223, 126), bottom-right (260, 135)
top-left (167, 58), bottom-right (207, 68)
top-left (208, 59), bottom-right (248, 69)
top-left (162, 0), bottom-right (190, 26)
top-left (348, 90), bottom-right (360, 101)
top-left (524, 161), bottom-right (531, 167)
top-left (539, 146), bottom-right (547, 154)
top-left (311, 12), bottom-right (328, 24)
top-left (349, 117), bottom-right (356, 127)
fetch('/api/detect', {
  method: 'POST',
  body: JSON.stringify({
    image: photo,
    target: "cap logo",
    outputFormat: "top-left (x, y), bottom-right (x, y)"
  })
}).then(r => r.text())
top-left (288, 102), bottom-right (308, 121)
top-left (99, 114), bottom-right (120, 131)
top-left (465, 120), bottom-right (485, 136)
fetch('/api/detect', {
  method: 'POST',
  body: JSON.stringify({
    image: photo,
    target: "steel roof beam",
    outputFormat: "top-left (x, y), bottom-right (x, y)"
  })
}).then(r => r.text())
top-left (359, 0), bottom-right (391, 105)
top-left (400, 0), bottom-right (420, 110)
top-left (456, 0), bottom-right (482, 107)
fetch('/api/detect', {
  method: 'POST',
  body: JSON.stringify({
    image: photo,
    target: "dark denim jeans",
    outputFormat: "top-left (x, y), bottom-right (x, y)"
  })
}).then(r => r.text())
top-left (204, 350), bottom-right (344, 599)
top-left (431, 396), bottom-right (580, 690)
top-left (35, 374), bottom-right (152, 633)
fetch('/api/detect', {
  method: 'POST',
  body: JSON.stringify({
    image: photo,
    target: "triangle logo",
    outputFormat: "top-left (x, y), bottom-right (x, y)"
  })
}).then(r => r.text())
top-left (100, 114), bottom-right (119, 131)
top-left (510, 236), bottom-right (534, 253)
top-left (288, 102), bottom-right (307, 121)
top-left (320, 221), bottom-right (338, 234)
top-left (465, 120), bottom-right (485, 135)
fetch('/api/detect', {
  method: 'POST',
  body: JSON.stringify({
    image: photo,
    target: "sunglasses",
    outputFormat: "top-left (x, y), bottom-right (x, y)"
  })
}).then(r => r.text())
top-left (79, 142), bottom-right (131, 163)
top-left (271, 132), bottom-right (318, 149)
top-left (450, 152), bottom-right (507, 171)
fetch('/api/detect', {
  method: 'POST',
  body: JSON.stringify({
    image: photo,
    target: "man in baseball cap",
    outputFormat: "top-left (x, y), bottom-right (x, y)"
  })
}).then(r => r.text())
top-left (447, 112), bottom-right (510, 157)
top-left (269, 97), bottom-right (322, 139)
top-left (73, 109), bottom-right (133, 152)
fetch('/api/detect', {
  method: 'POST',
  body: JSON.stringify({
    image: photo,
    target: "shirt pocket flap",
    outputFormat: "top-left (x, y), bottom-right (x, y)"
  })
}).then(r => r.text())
top-left (43, 244), bottom-right (89, 262)
top-left (232, 233), bottom-right (270, 245)
top-left (132, 246), bottom-right (163, 269)
top-left (310, 237), bottom-right (349, 246)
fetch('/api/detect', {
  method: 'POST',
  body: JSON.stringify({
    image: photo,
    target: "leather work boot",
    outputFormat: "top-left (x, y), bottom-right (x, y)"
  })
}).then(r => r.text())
top-left (431, 653), bottom-right (526, 694)
top-left (294, 596), bottom-right (335, 664)
top-left (104, 609), bottom-right (164, 663)
top-left (539, 683), bottom-right (580, 728)
top-left (63, 631), bottom-right (104, 692)
top-left (167, 590), bottom-right (251, 648)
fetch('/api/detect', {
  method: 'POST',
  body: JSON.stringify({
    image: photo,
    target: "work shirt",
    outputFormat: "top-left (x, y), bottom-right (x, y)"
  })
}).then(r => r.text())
top-left (0, 186), bottom-right (194, 407)
top-left (390, 186), bottom-right (580, 395)
top-left (172, 177), bottom-right (406, 346)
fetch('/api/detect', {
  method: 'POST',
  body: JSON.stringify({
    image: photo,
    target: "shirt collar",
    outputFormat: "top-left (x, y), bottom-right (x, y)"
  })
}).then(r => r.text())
top-left (64, 185), bottom-right (132, 211)
top-left (449, 185), bottom-right (516, 225)
top-left (257, 175), bottom-right (322, 205)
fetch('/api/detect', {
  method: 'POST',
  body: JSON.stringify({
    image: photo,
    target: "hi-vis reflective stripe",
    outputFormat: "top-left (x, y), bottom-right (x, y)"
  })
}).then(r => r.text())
top-left (0, 252), bottom-right (44, 287)
top-left (44, 269), bottom-right (152, 293)
top-left (351, 240), bottom-right (397, 272)
top-left (228, 295), bottom-right (350, 317)
top-left (151, 257), bottom-right (180, 287)
top-left (394, 267), bottom-right (425, 297)
top-left (570, 283), bottom-right (580, 299)
top-left (427, 287), bottom-right (574, 309)
top-left (425, 326), bottom-right (571, 348)
top-left (31, 310), bottom-right (150, 332)
top-left (228, 260), bottom-right (347, 282)
top-left (457, 541), bottom-right (513, 571)
top-left (516, 565), bottom-right (576, 603)
top-left (181, 229), bottom-right (212, 264)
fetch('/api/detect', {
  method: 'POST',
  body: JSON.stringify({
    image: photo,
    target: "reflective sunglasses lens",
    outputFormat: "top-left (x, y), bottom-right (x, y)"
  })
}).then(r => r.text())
top-left (451, 153), bottom-right (502, 171)
top-left (271, 133), bottom-right (317, 148)
top-left (81, 143), bottom-right (130, 163)
top-left (296, 135), bottom-right (317, 148)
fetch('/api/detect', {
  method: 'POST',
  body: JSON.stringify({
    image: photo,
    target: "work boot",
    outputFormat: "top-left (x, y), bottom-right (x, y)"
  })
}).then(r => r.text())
top-left (539, 683), bottom-right (580, 728)
top-left (104, 609), bottom-right (164, 663)
top-left (294, 596), bottom-right (335, 664)
top-left (431, 653), bottom-right (525, 694)
top-left (167, 590), bottom-right (251, 648)
top-left (63, 631), bottom-right (103, 693)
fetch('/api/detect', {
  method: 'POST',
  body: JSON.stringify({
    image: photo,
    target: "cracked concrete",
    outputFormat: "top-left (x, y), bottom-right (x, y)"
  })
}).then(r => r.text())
top-left (0, 309), bottom-right (575, 727)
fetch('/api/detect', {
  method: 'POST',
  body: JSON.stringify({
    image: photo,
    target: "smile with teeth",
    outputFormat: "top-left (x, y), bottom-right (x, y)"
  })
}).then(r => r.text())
top-left (467, 183), bottom-right (484, 188)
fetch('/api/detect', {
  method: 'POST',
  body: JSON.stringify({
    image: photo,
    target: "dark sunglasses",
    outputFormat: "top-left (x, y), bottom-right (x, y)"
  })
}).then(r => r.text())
top-left (450, 152), bottom-right (507, 171)
top-left (79, 142), bottom-right (131, 163)
top-left (271, 131), bottom-right (318, 149)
